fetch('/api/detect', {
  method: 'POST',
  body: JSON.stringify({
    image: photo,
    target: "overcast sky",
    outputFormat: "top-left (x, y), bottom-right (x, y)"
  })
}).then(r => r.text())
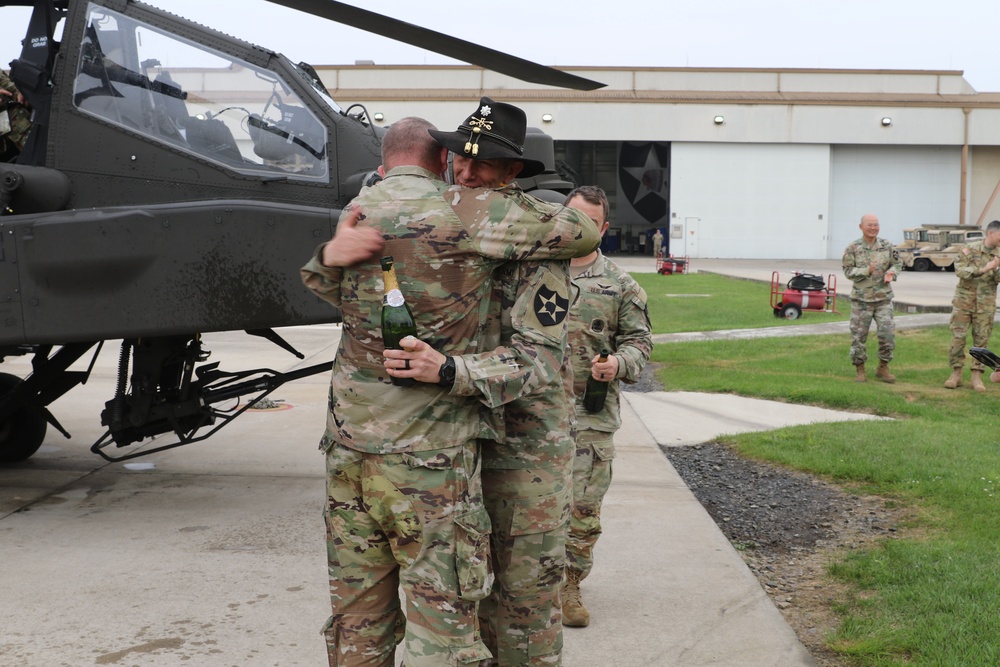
top-left (2, 0), bottom-right (999, 91)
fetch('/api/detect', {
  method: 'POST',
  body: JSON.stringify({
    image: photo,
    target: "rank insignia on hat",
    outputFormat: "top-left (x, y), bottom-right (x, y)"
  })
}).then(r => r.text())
top-left (464, 115), bottom-right (494, 155)
top-left (534, 285), bottom-right (569, 326)
top-left (480, 105), bottom-right (492, 117)
top-left (468, 115), bottom-right (492, 131)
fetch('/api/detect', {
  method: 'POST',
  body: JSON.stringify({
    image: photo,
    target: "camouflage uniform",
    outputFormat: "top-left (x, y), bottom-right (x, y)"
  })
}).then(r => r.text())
top-left (0, 70), bottom-right (30, 161)
top-left (566, 252), bottom-right (652, 581)
top-left (948, 240), bottom-right (1000, 370)
top-left (300, 167), bottom-right (599, 667)
top-left (841, 237), bottom-right (902, 366)
top-left (453, 257), bottom-right (575, 667)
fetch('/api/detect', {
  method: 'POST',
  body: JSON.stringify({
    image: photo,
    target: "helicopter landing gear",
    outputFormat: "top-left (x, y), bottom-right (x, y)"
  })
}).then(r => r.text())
top-left (0, 342), bottom-right (99, 463)
top-left (91, 334), bottom-right (332, 462)
top-left (0, 373), bottom-right (47, 462)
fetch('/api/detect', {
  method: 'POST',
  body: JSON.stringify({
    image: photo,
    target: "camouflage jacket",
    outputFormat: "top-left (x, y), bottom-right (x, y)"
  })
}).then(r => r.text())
top-left (0, 70), bottom-right (31, 152)
top-left (841, 237), bottom-right (902, 302)
top-left (0, 71), bottom-right (16, 98)
top-left (952, 240), bottom-right (1000, 310)
top-left (568, 252), bottom-right (653, 433)
top-left (300, 167), bottom-right (600, 454)
top-left (456, 259), bottom-right (576, 469)
top-left (449, 254), bottom-right (571, 407)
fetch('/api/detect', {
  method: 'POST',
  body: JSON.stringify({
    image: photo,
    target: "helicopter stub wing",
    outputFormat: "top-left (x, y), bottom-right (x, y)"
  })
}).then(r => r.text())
top-left (264, 0), bottom-right (606, 91)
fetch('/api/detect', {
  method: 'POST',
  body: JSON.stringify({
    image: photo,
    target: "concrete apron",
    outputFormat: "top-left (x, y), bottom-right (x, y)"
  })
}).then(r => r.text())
top-left (561, 392), bottom-right (830, 667)
top-left (0, 315), bottom-right (889, 666)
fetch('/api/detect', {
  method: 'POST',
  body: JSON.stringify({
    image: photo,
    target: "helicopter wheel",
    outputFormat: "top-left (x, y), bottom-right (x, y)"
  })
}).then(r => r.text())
top-left (0, 373), bottom-right (47, 463)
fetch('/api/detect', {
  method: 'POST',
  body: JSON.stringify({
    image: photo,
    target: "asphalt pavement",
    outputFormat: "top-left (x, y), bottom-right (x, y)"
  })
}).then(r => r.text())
top-left (0, 257), bottom-right (961, 666)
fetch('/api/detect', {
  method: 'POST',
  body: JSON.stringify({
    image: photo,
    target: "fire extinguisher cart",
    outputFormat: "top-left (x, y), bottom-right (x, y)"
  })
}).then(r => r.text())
top-left (770, 271), bottom-right (840, 319)
top-left (657, 253), bottom-right (691, 275)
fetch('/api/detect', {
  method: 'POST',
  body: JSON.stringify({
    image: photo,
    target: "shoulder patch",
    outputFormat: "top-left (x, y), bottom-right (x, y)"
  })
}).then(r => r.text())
top-left (534, 283), bottom-right (569, 326)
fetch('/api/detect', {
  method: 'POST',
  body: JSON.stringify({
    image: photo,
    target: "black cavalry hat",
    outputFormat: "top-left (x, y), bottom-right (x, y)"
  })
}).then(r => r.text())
top-left (429, 97), bottom-right (546, 178)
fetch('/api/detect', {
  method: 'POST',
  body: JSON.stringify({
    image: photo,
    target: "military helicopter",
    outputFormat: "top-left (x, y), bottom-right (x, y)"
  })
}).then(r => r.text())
top-left (0, 0), bottom-right (603, 463)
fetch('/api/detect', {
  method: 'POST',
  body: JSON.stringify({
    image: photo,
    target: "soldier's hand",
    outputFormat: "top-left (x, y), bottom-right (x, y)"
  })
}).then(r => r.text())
top-left (321, 206), bottom-right (384, 267)
top-left (384, 336), bottom-right (447, 384)
top-left (0, 88), bottom-right (27, 106)
top-left (987, 257), bottom-right (1000, 273)
top-left (591, 353), bottom-right (619, 381)
top-left (883, 270), bottom-right (895, 284)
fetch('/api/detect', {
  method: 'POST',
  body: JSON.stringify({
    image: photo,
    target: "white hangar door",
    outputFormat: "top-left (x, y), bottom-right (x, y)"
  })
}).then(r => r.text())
top-left (828, 146), bottom-right (962, 259)
top-left (669, 143), bottom-right (830, 259)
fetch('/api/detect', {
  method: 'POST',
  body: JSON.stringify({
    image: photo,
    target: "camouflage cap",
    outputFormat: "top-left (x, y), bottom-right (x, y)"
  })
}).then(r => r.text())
top-left (429, 96), bottom-right (545, 178)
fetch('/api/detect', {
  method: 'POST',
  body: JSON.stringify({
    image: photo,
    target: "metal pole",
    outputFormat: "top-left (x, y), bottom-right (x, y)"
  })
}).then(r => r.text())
top-left (960, 108), bottom-right (970, 225)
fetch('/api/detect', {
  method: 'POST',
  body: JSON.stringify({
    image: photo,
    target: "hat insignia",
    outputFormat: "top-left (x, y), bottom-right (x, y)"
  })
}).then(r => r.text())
top-left (480, 105), bottom-right (492, 117)
top-left (464, 115), bottom-right (494, 156)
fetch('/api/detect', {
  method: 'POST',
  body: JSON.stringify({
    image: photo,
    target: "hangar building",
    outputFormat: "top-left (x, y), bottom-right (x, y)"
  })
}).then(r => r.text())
top-left (316, 64), bottom-right (1000, 260)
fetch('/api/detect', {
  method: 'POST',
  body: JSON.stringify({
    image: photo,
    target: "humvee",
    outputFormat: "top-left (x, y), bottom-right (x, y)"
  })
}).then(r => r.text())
top-left (904, 228), bottom-right (985, 271)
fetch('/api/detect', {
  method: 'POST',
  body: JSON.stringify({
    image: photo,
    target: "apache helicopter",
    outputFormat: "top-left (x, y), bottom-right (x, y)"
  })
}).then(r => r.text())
top-left (0, 0), bottom-right (603, 463)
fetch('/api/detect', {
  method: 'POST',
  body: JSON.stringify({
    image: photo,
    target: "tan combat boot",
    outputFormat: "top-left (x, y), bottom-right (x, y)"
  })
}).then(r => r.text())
top-left (944, 368), bottom-right (963, 389)
top-left (971, 369), bottom-right (986, 393)
top-left (854, 364), bottom-right (867, 383)
top-left (875, 361), bottom-right (896, 384)
top-left (561, 570), bottom-right (590, 627)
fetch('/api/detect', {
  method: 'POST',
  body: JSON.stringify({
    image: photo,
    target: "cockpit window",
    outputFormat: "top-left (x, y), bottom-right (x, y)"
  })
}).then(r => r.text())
top-left (73, 4), bottom-right (328, 181)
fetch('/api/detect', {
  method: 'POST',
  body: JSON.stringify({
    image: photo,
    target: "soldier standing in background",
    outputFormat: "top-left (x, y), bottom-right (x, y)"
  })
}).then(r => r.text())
top-left (0, 70), bottom-right (31, 162)
top-left (652, 228), bottom-right (664, 259)
top-left (842, 213), bottom-right (903, 383)
top-left (944, 220), bottom-right (1000, 391)
top-left (561, 186), bottom-right (653, 627)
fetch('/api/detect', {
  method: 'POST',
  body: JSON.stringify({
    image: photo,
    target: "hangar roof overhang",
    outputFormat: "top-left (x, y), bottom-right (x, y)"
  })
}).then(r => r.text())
top-left (314, 65), bottom-right (1000, 144)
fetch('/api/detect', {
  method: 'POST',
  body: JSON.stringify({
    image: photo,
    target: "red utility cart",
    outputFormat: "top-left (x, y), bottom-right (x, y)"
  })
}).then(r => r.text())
top-left (657, 253), bottom-right (690, 275)
top-left (770, 271), bottom-right (840, 319)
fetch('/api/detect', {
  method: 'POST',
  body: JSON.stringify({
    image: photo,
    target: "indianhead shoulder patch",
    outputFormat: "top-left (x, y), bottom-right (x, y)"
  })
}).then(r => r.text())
top-left (533, 284), bottom-right (569, 326)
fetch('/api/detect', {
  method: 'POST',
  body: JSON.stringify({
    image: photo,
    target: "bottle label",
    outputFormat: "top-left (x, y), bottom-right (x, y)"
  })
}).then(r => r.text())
top-left (386, 289), bottom-right (406, 308)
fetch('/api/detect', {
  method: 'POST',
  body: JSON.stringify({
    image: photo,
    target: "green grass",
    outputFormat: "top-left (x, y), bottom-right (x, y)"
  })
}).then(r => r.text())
top-left (633, 273), bottom-right (850, 333)
top-left (642, 273), bottom-right (1000, 666)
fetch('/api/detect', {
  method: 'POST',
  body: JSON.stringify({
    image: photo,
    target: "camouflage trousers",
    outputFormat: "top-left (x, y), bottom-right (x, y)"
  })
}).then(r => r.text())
top-left (947, 304), bottom-right (996, 370)
top-left (849, 299), bottom-right (895, 366)
top-left (566, 430), bottom-right (615, 580)
top-left (322, 442), bottom-right (493, 667)
top-left (478, 459), bottom-right (572, 667)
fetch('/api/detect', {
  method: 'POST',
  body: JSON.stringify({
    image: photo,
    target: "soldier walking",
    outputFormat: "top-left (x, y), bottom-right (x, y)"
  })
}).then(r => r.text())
top-left (944, 220), bottom-right (1000, 391)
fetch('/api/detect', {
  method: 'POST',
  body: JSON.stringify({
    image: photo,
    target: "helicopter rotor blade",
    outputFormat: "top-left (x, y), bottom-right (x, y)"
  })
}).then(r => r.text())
top-left (263, 0), bottom-right (605, 91)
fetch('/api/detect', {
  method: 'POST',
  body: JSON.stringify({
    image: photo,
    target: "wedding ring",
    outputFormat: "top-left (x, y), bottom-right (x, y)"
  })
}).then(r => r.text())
top-left (403, 359), bottom-right (410, 370)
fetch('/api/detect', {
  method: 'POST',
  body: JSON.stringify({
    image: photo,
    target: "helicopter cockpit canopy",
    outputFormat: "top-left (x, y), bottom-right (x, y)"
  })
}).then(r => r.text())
top-left (72, 3), bottom-right (328, 181)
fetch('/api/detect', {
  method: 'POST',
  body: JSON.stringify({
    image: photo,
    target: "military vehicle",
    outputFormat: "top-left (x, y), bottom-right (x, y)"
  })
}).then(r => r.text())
top-left (895, 226), bottom-right (930, 253)
top-left (0, 0), bottom-right (604, 463)
top-left (896, 224), bottom-right (976, 248)
top-left (902, 227), bottom-right (984, 271)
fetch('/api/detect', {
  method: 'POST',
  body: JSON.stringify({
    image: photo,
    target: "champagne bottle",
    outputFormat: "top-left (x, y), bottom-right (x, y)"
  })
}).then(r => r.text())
top-left (380, 256), bottom-right (417, 387)
top-left (583, 349), bottom-right (611, 413)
